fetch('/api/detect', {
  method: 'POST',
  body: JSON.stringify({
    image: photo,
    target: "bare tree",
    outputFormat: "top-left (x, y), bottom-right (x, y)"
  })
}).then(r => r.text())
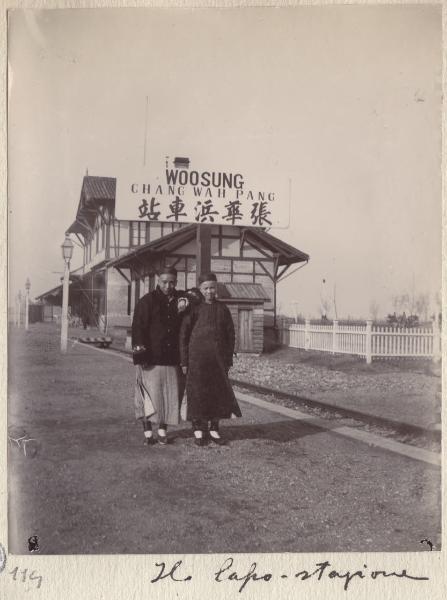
top-left (369, 299), bottom-right (380, 321)
top-left (415, 293), bottom-right (430, 321)
top-left (392, 293), bottom-right (410, 314)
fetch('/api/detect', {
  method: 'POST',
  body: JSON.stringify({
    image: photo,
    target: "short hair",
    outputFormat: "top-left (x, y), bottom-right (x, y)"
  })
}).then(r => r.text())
top-left (158, 265), bottom-right (177, 277)
top-left (198, 272), bottom-right (217, 284)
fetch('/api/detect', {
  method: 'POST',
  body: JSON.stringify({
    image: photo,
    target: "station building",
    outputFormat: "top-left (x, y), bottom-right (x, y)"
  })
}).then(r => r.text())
top-left (37, 175), bottom-right (309, 353)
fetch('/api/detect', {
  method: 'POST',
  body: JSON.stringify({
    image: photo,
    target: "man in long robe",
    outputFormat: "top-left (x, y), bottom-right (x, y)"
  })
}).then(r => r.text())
top-left (131, 266), bottom-right (186, 445)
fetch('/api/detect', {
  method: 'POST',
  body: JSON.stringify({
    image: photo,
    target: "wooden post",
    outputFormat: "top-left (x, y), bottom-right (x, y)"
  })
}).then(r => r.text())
top-left (332, 319), bottom-right (338, 354)
top-left (432, 317), bottom-right (441, 362)
top-left (196, 224), bottom-right (212, 285)
top-left (304, 318), bottom-right (311, 351)
top-left (365, 319), bottom-right (372, 364)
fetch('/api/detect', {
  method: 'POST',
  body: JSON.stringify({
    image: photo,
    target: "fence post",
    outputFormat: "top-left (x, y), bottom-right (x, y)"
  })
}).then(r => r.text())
top-left (365, 320), bottom-right (372, 364)
top-left (332, 319), bottom-right (338, 354)
top-left (432, 317), bottom-right (441, 362)
top-left (304, 318), bottom-right (311, 350)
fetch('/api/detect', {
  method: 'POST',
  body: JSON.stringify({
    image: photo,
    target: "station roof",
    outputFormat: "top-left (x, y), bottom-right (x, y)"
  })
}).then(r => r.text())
top-left (110, 223), bottom-right (308, 270)
top-left (35, 271), bottom-right (86, 302)
top-left (35, 284), bottom-right (63, 301)
top-left (242, 228), bottom-right (309, 265)
top-left (108, 224), bottom-right (197, 269)
top-left (66, 176), bottom-right (116, 236)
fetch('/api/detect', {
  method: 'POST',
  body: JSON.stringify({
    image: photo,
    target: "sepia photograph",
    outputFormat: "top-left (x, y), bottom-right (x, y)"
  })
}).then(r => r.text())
top-left (6, 2), bottom-right (442, 563)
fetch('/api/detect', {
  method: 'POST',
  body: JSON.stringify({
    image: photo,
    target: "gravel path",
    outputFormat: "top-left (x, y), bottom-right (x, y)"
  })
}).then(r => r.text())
top-left (231, 349), bottom-right (440, 429)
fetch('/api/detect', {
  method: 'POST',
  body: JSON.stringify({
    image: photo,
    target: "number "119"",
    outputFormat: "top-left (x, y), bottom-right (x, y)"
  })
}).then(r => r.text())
top-left (9, 566), bottom-right (43, 589)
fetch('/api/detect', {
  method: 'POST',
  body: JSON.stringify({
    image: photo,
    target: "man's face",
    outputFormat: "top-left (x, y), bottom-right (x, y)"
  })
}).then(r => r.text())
top-left (200, 281), bottom-right (217, 302)
top-left (158, 274), bottom-right (177, 296)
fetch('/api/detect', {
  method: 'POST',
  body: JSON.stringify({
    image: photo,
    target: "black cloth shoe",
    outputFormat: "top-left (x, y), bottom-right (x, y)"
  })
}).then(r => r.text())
top-left (144, 437), bottom-right (157, 446)
top-left (158, 433), bottom-right (168, 445)
top-left (194, 436), bottom-right (208, 447)
top-left (209, 434), bottom-right (227, 446)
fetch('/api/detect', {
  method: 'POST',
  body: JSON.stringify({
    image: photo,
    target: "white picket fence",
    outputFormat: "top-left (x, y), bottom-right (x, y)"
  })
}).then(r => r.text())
top-left (287, 320), bottom-right (441, 363)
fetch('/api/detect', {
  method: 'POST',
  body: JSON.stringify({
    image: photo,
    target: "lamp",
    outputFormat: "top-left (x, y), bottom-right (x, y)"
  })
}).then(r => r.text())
top-left (60, 235), bottom-right (73, 352)
top-left (61, 236), bottom-right (74, 262)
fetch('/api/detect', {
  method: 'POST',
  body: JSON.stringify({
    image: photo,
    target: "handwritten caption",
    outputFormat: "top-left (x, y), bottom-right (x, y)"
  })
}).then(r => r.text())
top-left (0, 543), bottom-right (431, 594)
top-left (0, 543), bottom-right (43, 591)
top-left (151, 556), bottom-right (429, 593)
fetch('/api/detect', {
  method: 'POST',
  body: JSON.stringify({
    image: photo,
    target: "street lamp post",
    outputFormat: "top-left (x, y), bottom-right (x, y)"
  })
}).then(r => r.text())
top-left (25, 278), bottom-right (31, 331)
top-left (17, 290), bottom-right (22, 327)
top-left (61, 235), bottom-right (74, 353)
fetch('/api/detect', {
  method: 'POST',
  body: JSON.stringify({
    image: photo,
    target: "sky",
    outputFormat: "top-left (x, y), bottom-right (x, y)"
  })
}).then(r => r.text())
top-left (8, 5), bottom-right (442, 319)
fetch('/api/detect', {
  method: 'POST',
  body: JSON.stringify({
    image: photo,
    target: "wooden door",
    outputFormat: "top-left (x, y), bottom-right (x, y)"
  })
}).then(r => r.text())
top-left (238, 309), bottom-right (253, 352)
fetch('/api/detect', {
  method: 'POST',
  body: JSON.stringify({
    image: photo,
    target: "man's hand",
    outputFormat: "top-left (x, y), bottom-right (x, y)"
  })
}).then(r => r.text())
top-left (181, 366), bottom-right (188, 375)
top-left (177, 297), bottom-right (189, 313)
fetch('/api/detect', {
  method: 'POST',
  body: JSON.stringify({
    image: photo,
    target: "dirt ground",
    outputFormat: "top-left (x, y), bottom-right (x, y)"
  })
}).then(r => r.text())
top-left (7, 323), bottom-right (441, 554)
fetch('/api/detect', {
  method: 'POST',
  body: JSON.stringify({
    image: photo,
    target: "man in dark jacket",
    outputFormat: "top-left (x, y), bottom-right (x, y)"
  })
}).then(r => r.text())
top-left (131, 266), bottom-right (187, 445)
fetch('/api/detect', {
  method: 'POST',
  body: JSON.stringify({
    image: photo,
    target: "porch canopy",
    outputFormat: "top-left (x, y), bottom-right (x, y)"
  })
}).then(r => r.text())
top-left (108, 223), bottom-right (197, 271)
top-left (35, 274), bottom-right (92, 305)
top-left (109, 223), bottom-right (309, 282)
top-left (217, 282), bottom-right (270, 303)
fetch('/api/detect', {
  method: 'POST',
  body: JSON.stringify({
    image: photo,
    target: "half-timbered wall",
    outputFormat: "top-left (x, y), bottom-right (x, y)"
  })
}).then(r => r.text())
top-left (79, 215), bottom-right (278, 335)
top-left (125, 225), bottom-right (276, 322)
top-left (108, 220), bottom-right (184, 260)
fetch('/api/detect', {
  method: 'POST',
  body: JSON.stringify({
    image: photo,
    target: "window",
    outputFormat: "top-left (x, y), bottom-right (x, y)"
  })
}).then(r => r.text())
top-left (119, 222), bottom-right (130, 248)
top-left (162, 222), bottom-right (174, 236)
top-left (176, 272), bottom-right (186, 291)
top-left (233, 260), bottom-right (254, 274)
top-left (150, 222), bottom-right (162, 241)
top-left (232, 273), bottom-right (254, 283)
top-left (130, 222), bottom-right (147, 246)
top-left (211, 258), bottom-right (231, 273)
top-left (211, 238), bottom-right (219, 256)
top-left (186, 272), bottom-right (196, 289)
top-left (221, 238), bottom-right (240, 257)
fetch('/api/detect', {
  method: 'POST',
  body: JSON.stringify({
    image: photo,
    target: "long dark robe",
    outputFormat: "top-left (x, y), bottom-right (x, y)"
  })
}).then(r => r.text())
top-left (179, 300), bottom-right (242, 421)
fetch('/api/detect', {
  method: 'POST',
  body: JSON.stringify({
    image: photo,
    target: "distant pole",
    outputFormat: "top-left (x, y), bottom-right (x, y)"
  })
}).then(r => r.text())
top-left (25, 278), bottom-right (31, 330)
top-left (292, 301), bottom-right (299, 323)
top-left (17, 291), bottom-right (22, 327)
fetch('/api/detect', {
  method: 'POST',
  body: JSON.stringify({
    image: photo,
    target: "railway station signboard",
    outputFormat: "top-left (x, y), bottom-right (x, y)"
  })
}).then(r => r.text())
top-left (115, 157), bottom-right (290, 228)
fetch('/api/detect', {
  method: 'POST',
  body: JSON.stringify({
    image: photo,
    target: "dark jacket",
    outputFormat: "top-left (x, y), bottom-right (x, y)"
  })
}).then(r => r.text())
top-left (131, 287), bottom-right (185, 366)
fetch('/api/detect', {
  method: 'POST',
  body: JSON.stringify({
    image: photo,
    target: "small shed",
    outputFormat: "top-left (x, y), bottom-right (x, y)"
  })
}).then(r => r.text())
top-left (217, 282), bottom-right (270, 354)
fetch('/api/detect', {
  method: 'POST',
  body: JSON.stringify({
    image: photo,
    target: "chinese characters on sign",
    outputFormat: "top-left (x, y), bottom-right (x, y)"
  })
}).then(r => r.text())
top-left (116, 163), bottom-right (289, 228)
